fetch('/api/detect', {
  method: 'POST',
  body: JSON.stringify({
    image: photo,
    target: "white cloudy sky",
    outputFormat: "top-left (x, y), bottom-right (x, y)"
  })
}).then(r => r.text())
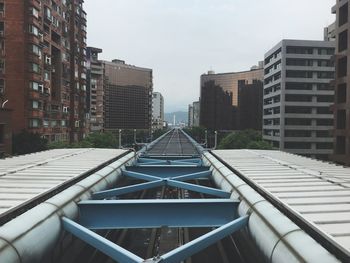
top-left (85, 0), bottom-right (335, 112)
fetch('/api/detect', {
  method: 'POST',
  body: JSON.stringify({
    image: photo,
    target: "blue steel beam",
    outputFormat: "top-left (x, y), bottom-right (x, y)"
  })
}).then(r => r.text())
top-left (171, 158), bottom-right (202, 163)
top-left (166, 180), bottom-right (231, 198)
top-left (172, 170), bottom-right (211, 181)
top-left (126, 166), bottom-right (209, 178)
top-left (168, 160), bottom-right (201, 166)
top-left (136, 163), bottom-right (198, 167)
top-left (138, 158), bottom-right (168, 163)
top-left (158, 216), bottom-right (249, 263)
top-left (92, 180), bottom-right (164, 200)
top-left (62, 217), bottom-right (143, 263)
top-left (123, 170), bottom-right (161, 181)
top-left (78, 199), bottom-right (239, 229)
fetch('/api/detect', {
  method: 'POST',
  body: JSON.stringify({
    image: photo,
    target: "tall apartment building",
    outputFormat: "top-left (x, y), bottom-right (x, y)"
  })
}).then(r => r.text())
top-left (152, 92), bottom-right (164, 131)
top-left (263, 40), bottom-right (335, 159)
top-left (87, 47), bottom-right (104, 132)
top-left (332, 1), bottom-right (350, 165)
top-left (0, 0), bottom-right (87, 143)
top-left (103, 59), bottom-right (153, 131)
top-left (200, 66), bottom-right (263, 130)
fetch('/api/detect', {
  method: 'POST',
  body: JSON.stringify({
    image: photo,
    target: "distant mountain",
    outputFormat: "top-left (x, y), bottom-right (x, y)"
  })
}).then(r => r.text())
top-left (164, 111), bottom-right (188, 124)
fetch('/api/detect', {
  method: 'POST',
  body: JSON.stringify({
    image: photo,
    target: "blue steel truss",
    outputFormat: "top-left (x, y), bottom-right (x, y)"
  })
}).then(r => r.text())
top-left (62, 145), bottom-right (248, 262)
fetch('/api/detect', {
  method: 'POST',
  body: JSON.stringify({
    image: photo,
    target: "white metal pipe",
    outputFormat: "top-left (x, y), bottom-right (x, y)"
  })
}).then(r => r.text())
top-left (203, 152), bottom-right (340, 263)
top-left (0, 152), bottom-right (136, 263)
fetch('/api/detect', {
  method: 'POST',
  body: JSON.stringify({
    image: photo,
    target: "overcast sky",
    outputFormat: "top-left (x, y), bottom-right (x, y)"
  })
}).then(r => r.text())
top-left (85, 0), bottom-right (335, 113)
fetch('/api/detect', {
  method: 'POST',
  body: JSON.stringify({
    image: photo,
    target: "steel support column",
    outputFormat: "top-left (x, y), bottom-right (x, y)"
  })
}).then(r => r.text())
top-left (93, 180), bottom-right (164, 199)
top-left (62, 218), bottom-right (143, 263)
top-left (158, 216), bottom-right (249, 263)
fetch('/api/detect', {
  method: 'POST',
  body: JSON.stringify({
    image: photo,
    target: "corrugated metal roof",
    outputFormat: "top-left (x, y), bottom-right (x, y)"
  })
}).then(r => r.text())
top-left (0, 148), bottom-right (126, 216)
top-left (213, 149), bottom-right (350, 253)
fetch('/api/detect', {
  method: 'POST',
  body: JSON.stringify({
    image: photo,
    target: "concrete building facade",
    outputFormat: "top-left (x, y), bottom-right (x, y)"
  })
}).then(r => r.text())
top-left (103, 60), bottom-right (153, 131)
top-left (263, 40), bottom-right (335, 159)
top-left (193, 101), bottom-right (200, 127)
top-left (188, 101), bottom-right (200, 127)
top-left (87, 47), bottom-right (104, 132)
top-left (152, 92), bottom-right (164, 131)
top-left (332, 0), bottom-right (350, 165)
top-left (0, 0), bottom-right (87, 143)
top-left (188, 104), bottom-right (194, 127)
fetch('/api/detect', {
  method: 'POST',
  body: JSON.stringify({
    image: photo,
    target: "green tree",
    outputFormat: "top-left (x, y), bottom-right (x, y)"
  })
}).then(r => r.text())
top-left (48, 132), bottom-right (118, 149)
top-left (84, 132), bottom-right (117, 148)
top-left (218, 130), bottom-right (273, 150)
top-left (13, 130), bottom-right (48, 155)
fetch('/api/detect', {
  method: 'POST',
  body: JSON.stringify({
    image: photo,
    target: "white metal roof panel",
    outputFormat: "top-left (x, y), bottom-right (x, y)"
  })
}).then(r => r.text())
top-left (213, 149), bottom-right (350, 253)
top-left (0, 148), bottom-right (126, 217)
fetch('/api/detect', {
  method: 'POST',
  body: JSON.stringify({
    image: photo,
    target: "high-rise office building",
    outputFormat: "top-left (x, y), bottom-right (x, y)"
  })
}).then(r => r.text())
top-left (263, 40), bottom-right (335, 159)
top-left (103, 59), bottom-right (153, 131)
top-left (0, 0), bottom-right (87, 143)
top-left (152, 92), bottom-right (164, 131)
top-left (237, 80), bottom-right (263, 130)
top-left (87, 47), bottom-right (104, 132)
top-left (200, 66), bottom-right (263, 130)
top-left (332, 1), bottom-right (350, 165)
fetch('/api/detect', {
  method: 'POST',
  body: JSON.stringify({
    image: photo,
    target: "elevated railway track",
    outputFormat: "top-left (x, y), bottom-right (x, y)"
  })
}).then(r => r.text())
top-left (0, 129), bottom-right (348, 262)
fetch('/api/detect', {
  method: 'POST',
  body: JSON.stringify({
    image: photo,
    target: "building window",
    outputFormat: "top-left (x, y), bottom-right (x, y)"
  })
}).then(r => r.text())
top-left (44, 71), bottom-right (50, 80)
top-left (0, 22), bottom-right (4, 36)
top-left (29, 25), bottom-right (39, 36)
top-left (336, 136), bottom-right (346, 154)
top-left (339, 30), bottom-right (348, 52)
top-left (337, 84), bottom-right (347, 103)
top-left (30, 63), bottom-right (40, 73)
top-left (30, 7), bottom-right (39, 18)
top-left (286, 70), bottom-right (313, 78)
top-left (0, 79), bottom-right (4, 95)
top-left (30, 81), bottom-right (43, 92)
top-left (337, 57), bottom-right (347, 78)
top-left (337, 110), bottom-right (346, 129)
top-left (286, 47), bottom-right (313, 54)
top-left (0, 59), bottom-right (4, 73)
top-left (0, 40), bottom-right (4, 54)
top-left (339, 3), bottom-right (348, 27)
top-left (0, 124), bottom-right (4, 144)
top-left (29, 119), bottom-right (40, 128)
top-left (0, 3), bottom-right (4, 14)
top-left (43, 119), bottom-right (49, 127)
top-left (31, 44), bottom-right (42, 57)
top-left (318, 48), bottom-right (334, 55)
top-left (44, 7), bottom-right (52, 21)
top-left (32, 100), bottom-right (42, 109)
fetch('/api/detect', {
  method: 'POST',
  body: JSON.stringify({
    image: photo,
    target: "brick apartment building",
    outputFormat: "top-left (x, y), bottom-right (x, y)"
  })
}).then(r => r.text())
top-left (0, 0), bottom-right (87, 143)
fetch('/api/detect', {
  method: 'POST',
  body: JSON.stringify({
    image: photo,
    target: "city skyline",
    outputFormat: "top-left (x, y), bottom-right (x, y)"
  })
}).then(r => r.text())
top-left (85, 0), bottom-right (335, 112)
